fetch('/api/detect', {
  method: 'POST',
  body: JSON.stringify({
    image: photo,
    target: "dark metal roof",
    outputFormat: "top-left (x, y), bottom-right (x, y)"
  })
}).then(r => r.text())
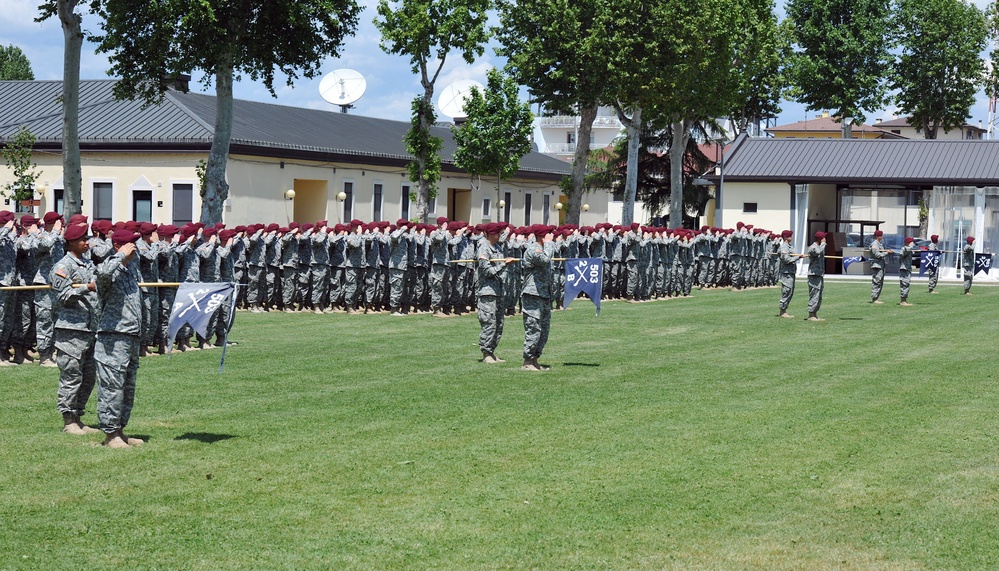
top-left (0, 79), bottom-right (570, 179)
top-left (714, 134), bottom-right (999, 186)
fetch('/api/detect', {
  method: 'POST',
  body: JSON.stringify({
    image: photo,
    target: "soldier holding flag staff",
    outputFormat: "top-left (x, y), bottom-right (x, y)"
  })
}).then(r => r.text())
top-left (963, 236), bottom-right (975, 295)
top-left (806, 232), bottom-right (826, 321)
top-left (869, 230), bottom-right (892, 304)
top-left (926, 235), bottom-right (940, 294)
top-left (777, 230), bottom-right (800, 319)
top-left (476, 223), bottom-right (517, 364)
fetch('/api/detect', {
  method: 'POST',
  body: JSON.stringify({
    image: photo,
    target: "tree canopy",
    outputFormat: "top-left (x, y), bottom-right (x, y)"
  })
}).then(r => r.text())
top-left (92, 0), bottom-right (361, 223)
top-left (375, 0), bottom-right (492, 223)
top-left (785, 0), bottom-right (894, 126)
top-left (892, 0), bottom-right (987, 139)
top-left (0, 45), bottom-right (34, 80)
top-left (452, 67), bottom-right (534, 207)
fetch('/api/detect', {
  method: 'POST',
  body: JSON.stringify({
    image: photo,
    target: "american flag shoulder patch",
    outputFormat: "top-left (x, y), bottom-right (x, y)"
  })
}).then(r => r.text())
top-left (55, 268), bottom-right (68, 279)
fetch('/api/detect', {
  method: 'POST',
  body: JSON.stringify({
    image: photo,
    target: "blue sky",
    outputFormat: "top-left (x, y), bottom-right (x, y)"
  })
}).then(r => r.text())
top-left (0, 0), bottom-right (995, 133)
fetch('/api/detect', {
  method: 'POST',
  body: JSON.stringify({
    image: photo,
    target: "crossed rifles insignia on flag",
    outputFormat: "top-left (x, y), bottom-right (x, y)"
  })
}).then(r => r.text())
top-left (564, 258), bottom-right (603, 315)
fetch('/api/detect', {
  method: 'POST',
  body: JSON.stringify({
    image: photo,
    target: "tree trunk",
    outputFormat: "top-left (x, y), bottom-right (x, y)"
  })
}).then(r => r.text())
top-left (565, 103), bottom-right (599, 226)
top-left (412, 86), bottom-right (434, 224)
top-left (669, 119), bottom-right (690, 228)
top-left (58, 0), bottom-right (83, 217)
top-left (617, 105), bottom-right (642, 226)
top-left (201, 56), bottom-right (234, 225)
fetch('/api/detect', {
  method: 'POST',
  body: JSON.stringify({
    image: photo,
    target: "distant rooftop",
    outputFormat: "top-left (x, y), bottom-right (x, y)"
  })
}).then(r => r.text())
top-left (0, 79), bottom-right (570, 179)
top-left (766, 115), bottom-right (906, 139)
top-left (715, 134), bottom-right (999, 186)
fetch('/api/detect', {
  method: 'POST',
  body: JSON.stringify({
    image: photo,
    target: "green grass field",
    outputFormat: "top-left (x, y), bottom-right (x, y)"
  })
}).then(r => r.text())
top-left (3, 280), bottom-right (998, 570)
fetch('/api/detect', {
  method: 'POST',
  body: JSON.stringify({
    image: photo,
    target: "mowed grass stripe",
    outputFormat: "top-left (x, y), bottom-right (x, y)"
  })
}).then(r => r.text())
top-left (2, 282), bottom-right (998, 569)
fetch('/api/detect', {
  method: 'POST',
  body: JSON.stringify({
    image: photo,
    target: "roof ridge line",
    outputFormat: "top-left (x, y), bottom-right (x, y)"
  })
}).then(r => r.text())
top-left (163, 90), bottom-right (215, 136)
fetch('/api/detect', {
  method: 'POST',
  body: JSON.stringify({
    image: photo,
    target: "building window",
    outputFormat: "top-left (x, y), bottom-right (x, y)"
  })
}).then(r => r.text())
top-left (173, 183), bottom-right (193, 225)
top-left (343, 181), bottom-right (354, 221)
top-left (54, 189), bottom-right (64, 215)
top-left (503, 191), bottom-right (512, 223)
top-left (482, 197), bottom-right (492, 219)
top-left (133, 190), bottom-right (153, 223)
top-left (906, 190), bottom-right (923, 207)
top-left (543, 194), bottom-right (551, 225)
top-left (524, 193), bottom-right (533, 225)
top-left (743, 202), bottom-right (758, 213)
top-left (373, 183), bottom-right (383, 221)
top-left (401, 184), bottom-right (411, 220)
top-left (93, 182), bottom-right (113, 220)
top-left (566, 132), bottom-right (575, 144)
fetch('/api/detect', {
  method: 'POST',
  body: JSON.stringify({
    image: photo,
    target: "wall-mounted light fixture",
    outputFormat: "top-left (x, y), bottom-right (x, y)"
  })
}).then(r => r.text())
top-left (583, 204), bottom-right (590, 212)
top-left (284, 189), bottom-right (296, 200)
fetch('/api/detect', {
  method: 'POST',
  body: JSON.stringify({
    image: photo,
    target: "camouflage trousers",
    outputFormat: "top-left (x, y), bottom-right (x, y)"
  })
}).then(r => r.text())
top-left (779, 273), bottom-right (796, 311)
top-left (310, 266), bottom-right (328, 309)
top-left (34, 289), bottom-right (55, 352)
top-left (95, 332), bottom-right (140, 434)
top-left (343, 267), bottom-right (363, 307)
top-left (899, 269), bottom-right (911, 300)
top-left (477, 294), bottom-right (505, 354)
top-left (871, 266), bottom-right (885, 301)
top-left (157, 288), bottom-right (177, 346)
top-left (521, 294), bottom-right (551, 360)
top-left (0, 289), bottom-right (13, 346)
top-left (140, 289), bottom-right (159, 347)
top-left (389, 268), bottom-right (407, 309)
top-left (963, 268), bottom-right (973, 293)
top-left (429, 264), bottom-right (448, 309)
top-left (807, 275), bottom-right (823, 314)
top-left (281, 266), bottom-right (298, 308)
top-left (927, 268), bottom-right (938, 293)
top-left (55, 329), bottom-right (96, 416)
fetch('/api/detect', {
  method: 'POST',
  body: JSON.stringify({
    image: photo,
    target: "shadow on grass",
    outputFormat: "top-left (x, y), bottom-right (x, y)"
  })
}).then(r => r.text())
top-left (174, 432), bottom-right (237, 444)
top-left (562, 362), bottom-right (600, 367)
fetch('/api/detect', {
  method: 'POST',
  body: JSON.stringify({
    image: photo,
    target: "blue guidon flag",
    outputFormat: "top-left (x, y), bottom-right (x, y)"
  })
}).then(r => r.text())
top-left (563, 258), bottom-right (603, 315)
top-left (975, 253), bottom-right (993, 276)
top-left (167, 282), bottom-right (237, 370)
top-left (919, 251), bottom-right (941, 276)
top-left (843, 256), bottom-right (866, 272)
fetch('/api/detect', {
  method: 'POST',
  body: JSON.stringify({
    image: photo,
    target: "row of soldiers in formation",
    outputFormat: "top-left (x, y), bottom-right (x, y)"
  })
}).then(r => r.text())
top-left (1, 214), bottom-right (796, 364)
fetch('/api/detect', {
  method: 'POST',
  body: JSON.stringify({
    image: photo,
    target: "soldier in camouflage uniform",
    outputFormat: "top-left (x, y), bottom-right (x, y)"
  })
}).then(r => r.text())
top-left (50, 222), bottom-right (102, 434)
top-left (777, 230), bottom-right (800, 318)
top-left (869, 230), bottom-right (891, 304)
top-left (344, 220), bottom-right (366, 313)
top-left (962, 236), bottom-right (976, 295)
top-left (898, 237), bottom-right (915, 306)
top-left (806, 232), bottom-right (826, 321)
top-left (388, 220), bottom-right (410, 315)
top-left (926, 234), bottom-right (940, 294)
top-left (94, 229), bottom-right (145, 448)
top-left (476, 223), bottom-right (517, 363)
top-left (0, 211), bottom-right (15, 365)
top-left (521, 225), bottom-right (554, 371)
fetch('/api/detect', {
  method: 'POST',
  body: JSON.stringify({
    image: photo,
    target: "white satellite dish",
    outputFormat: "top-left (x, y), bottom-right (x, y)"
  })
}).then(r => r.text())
top-left (319, 68), bottom-right (367, 113)
top-left (437, 79), bottom-right (485, 119)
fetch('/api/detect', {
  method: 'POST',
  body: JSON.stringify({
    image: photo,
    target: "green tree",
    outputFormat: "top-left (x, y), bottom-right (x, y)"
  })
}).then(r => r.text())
top-left (785, 0), bottom-right (894, 136)
top-left (452, 68), bottom-right (534, 217)
top-left (605, 0), bottom-right (739, 226)
top-left (892, 0), bottom-right (987, 139)
top-left (0, 45), bottom-right (34, 80)
top-left (37, 1), bottom-right (88, 217)
top-left (91, 0), bottom-right (361, 224)
top-left (727, 0), bottom-right (787, 136)
top-left (496, 0), bottom-right (611, 226)
top-left (375, 0), bottom-right (492, 224)
top-left (1, 126), bottom-right (41, 207)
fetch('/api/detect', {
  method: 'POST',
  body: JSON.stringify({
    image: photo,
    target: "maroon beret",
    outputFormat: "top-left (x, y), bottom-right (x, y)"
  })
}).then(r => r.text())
top-left (91, 220), bottom-right (112, 234)
top-left (930, 234), bottom-right (939, 242)
top-left (219, 229), bottom-right (237, 242)
top-left (0, 210), bottom-right (14, 224)
top-left (436, 216), bottom-right (449, 225)
top-left (815, 231), bottom-right (826, 240)
top-left (202, 227), bottom-right (217, 238)
top-left (214, 222), bottom-right (225, 229)
top-left (266, 223), bottom-right (280, 232)
top-left (289, 221), bottom-right (301, 230)
top-left (123, 221), bottom-right (139, 233)
top-left (301, 223), bottom-right (313, 233)
top-left (158, 224), bottom-right (179, 237)
top-left (350, 219), bottom-right (363, 227)
top-left (64, 223), bottom-right (89, 242)
top-left (781, 230), bottom-right (793, 238)
top-left (874, 230), bottom-right (884, 237)
top-left (43, 211), bottom-right (63, 224)
top-left (333, 224), bottom-right (345, 233)
top-left (139, 222), bottom-right (157, 235)
top-left (904, 237), bottom-right (914, 244)
top-left (68, 214), bottom-right (88, 224)
top-left (234, 225), bottom-right (247, 233)
top-left (20, 215), bottom-right (38, 227)
top-left (967, 236), bottom-right (975, 243)
top-left (111, 229), bottom-right (141, 245)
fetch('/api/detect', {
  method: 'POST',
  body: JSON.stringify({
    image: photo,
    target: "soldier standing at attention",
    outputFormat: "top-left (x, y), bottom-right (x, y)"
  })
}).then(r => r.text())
top-left (926, 234), bottom-right (940, 294)
top-left (94, 229), bottom-right (144, 449)
top-left (869, 230), bottom-right (892, 304)
top-left (477, 223), bottom-right (517, 364)
top-left (50, 222), bottom-right (101, 434)
top-left (777, 229), bottom-right (800, 318)
top-left (898, 237), bottom-right (915, 306)
top-left (521, 225), bottom-right (554, 371)
top-left (806, 232), bottom-right (826, 321)
top-left (962, 236), bottom-right (976, 295)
